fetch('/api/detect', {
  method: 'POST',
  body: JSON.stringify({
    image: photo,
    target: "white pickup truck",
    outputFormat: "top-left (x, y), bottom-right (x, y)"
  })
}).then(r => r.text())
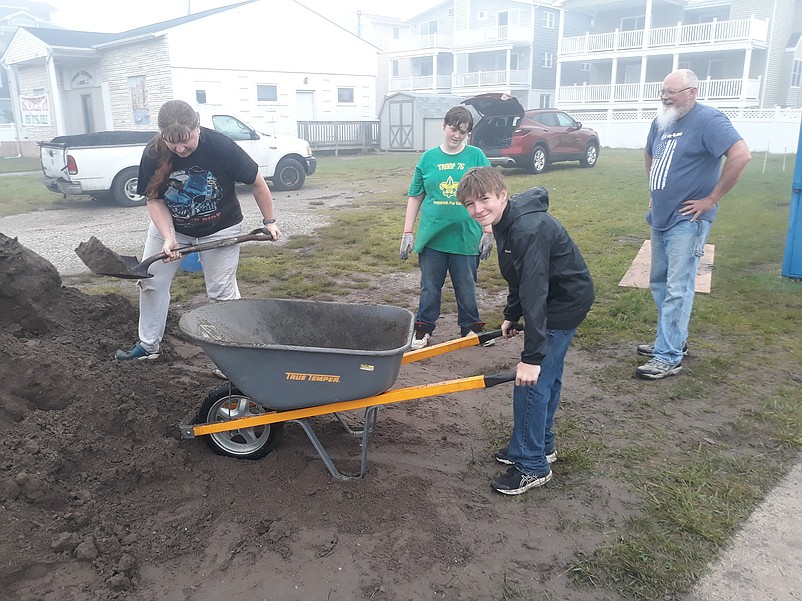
top-left (39, 112), bottom-right (317, 207)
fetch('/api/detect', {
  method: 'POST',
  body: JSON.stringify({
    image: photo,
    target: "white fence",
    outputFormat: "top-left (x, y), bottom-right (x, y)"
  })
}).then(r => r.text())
top-left (570, 107), bottom-right (802, 153)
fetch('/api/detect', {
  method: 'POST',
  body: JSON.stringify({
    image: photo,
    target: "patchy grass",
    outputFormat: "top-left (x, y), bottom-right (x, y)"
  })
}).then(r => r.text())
top-left (8, 149), bottom-right (802, 599)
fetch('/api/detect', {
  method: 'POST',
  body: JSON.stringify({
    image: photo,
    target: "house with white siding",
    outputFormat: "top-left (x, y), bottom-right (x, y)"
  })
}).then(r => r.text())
top-left (1, 0), bottom-right (380, 149)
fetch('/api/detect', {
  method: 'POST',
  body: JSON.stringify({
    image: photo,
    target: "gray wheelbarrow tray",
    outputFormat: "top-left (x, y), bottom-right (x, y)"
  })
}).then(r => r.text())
top-left (178, 298), bottom-right (514, 480)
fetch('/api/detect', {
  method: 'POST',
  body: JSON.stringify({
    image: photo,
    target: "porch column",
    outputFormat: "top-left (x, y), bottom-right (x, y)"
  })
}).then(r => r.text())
top-left (740, 47), bottom-right (753, 102)
top-left (45, 51), bottom-right (66, 136)
top-left (433, 52), bottom-right (438, 91)
top-left (610, 57), bottom-right (618, 103)
top-left (506, 48), bottom-right (511, 91)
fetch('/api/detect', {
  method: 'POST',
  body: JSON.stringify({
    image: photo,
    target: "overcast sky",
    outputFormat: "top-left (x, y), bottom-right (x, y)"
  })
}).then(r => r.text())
top-left (48, 0), bottom-right (434, 32)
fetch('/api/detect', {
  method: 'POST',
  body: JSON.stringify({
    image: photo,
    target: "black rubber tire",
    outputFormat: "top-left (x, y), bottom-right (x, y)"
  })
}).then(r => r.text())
top-left (271, 157), bottom-right (306, 191)
top-left (528, 146), bottom-right (548, 174)
top-left (110, 167), bottom-right (147, 207)
top-left (580, 142), bottom-right (599, 168)
top-left (197, 384), bottom-right (283, 460)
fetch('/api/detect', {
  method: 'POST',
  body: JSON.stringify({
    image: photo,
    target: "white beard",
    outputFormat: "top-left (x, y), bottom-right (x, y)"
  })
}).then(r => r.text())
top-left (655, 104), bottom-right (681, 131)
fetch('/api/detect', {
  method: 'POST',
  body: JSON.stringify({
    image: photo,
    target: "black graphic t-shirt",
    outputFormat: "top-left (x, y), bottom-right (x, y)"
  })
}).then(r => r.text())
top-left (137, 127), bottom-right (258, 237)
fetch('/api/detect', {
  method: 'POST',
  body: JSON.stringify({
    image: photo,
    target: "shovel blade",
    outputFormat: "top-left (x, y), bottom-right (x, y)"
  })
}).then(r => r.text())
top-left (75, 237), bottom-right (154, 279)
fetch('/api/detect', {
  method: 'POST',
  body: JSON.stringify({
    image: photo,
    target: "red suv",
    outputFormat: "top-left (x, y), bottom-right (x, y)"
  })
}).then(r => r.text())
top-left (464, 93), bottom-right (600, 174)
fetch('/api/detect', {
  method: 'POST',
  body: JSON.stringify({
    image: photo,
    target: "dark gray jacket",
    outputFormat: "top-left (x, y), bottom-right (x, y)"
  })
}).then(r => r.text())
top-left (494, 187), bottom-right (594, 365)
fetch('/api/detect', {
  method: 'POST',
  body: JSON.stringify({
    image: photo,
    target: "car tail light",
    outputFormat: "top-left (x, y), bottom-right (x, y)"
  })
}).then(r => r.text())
top-left (66, 154), bottom-right (78, 175)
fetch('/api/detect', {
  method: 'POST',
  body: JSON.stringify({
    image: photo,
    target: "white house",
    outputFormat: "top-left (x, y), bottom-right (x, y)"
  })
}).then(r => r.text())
top-left (1, 0), bottom-right (380, 149)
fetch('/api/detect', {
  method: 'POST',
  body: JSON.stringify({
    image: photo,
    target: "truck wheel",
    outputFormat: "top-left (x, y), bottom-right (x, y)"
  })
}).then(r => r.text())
top-left (111, 167), bottom-right (147, 207)
top-left (272, 157), bottom-right (306, 191)
top-left (197, 384), bottom-right (283, 460)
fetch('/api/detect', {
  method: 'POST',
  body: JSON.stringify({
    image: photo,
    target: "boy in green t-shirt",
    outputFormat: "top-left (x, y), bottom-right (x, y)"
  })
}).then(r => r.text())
top-left (399, 106), bottom-right (494, 349)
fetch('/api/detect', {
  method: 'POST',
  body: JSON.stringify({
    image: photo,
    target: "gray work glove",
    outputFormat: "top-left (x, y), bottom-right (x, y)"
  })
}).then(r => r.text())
top-left (399, 233), bottom-right (414, 260)
top-left (478, 232), bottom-right (494, 260)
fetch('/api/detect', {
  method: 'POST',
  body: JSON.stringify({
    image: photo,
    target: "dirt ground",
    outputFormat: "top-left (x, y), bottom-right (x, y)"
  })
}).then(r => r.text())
top-left (1, 226), bottom-right (655, 601)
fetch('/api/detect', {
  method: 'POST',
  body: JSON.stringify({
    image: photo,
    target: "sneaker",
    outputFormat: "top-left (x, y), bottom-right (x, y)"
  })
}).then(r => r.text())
top-left (636, 358), bottom-right (682, 380)
top-left (636, 342), bottom-right (688, 357)
top-left (115, 342), bottom-right (160, 361)
top-left (463, 324), bottom-right (495, 347)
top-left (491, 466), bottom-right (552, 495)
top-left (494, 446), bottom-right (557, 465)
top-left (410, 331), bottom-right (430, 350)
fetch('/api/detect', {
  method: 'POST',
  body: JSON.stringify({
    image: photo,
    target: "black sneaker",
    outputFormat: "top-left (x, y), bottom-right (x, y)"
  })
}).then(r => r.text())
top-left (636, 342), bottom-right (688, 357)
top-left (491, 466), bottom-right (552, 495)
top-left (635, 358), bottom-right (682, 380)
top-left (494, 446), bottom-right (557, 465)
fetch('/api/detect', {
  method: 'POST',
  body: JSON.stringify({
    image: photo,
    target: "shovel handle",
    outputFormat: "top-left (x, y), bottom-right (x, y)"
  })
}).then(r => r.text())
top-left (141, 228), bottom-right (274, 269)
top-left (476, 322), bottom-right (523, 345)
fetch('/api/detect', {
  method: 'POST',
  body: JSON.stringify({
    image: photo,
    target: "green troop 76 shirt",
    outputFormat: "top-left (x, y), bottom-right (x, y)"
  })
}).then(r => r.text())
top-left (408, 144), bottom-right (490, 255)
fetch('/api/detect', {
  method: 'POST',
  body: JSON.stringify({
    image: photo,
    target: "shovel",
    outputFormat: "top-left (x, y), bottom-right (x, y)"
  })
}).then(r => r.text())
top-left (75, 227), bottom-right (274, 279)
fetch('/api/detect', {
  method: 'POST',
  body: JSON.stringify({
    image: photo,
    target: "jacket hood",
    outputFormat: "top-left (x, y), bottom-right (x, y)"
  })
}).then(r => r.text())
top-left (498, 187), bottom-right (550, 229)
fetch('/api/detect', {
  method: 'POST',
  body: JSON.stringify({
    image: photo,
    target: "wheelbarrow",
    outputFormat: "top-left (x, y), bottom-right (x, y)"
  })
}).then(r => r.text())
top-left (178, 298), bottom-right (515, 480)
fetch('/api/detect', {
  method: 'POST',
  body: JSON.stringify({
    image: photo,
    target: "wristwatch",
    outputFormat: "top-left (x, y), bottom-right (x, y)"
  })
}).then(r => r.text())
top-left (262, 218), bottom-right (276, 225)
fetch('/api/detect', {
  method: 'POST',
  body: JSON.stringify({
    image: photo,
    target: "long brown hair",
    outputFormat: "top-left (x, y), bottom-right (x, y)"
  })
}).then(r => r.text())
top-left (143, 100), bottom-right (200, 199)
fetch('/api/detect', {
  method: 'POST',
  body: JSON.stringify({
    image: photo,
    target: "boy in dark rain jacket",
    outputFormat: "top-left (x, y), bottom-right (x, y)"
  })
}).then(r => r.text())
top-left (456, 167), bottom-right (594, 495)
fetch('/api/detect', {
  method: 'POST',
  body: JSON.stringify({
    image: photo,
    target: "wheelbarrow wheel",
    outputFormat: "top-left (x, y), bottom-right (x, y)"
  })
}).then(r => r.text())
top-left (198, 384), bottom-right (283, 460)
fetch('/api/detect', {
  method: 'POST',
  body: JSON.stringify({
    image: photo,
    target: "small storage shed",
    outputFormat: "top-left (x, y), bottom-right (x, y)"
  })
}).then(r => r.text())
top-left (378, 92), bottom-right (468, 151)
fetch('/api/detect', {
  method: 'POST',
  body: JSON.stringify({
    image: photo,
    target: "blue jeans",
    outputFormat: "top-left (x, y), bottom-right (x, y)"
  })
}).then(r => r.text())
top-left (649, 220), bottom-right (711, 364)
top-left (416, 247), bottom-right (481, 335)
top-left (508, 327), bottom-right (577, 475)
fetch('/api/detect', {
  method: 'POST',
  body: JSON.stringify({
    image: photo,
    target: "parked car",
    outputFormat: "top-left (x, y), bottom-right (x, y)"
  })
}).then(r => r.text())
top-left (463, 93), bottom-right (600, 174)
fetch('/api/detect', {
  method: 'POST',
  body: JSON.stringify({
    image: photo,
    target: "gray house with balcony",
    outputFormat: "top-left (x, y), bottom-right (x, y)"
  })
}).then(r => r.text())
top-left (555, 0), bottom-right (801, 111)
top-left (383, 0), bottom-right (801, 113)
top-left (385, 0), bottom-right (562, 109)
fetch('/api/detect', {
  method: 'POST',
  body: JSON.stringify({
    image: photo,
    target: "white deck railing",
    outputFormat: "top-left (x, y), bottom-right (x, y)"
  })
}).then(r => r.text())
top-left (389, 74), bottom-right (452, 91)
top-left (386, 33), bottom-right (454, 54)
top-left (452, 69), bottom-right (530, 88)
top-left (560, 17), bottom-right (768, 56)
top-left (453, 25), bottom-right (531, 46)
top-left (558, 77), bottom-right (761, 104)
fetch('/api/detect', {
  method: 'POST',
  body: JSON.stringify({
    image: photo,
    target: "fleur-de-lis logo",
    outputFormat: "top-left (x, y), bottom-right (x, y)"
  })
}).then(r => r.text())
top-left (440, 176), bottom-right (459, 198)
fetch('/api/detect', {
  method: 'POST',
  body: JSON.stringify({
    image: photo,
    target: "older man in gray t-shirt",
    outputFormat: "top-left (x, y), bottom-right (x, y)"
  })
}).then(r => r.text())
top-left (636, 69), bottom-right (751, 380)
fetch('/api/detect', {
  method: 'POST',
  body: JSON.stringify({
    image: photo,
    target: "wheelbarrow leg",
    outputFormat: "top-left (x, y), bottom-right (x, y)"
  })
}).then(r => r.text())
top-left (288, 406), bottom-right (379, 481)
top-left (332, 409), bottom-right (377, 436)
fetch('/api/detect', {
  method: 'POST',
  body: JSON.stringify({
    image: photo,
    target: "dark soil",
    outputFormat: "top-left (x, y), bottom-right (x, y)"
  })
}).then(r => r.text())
top-left (0, 232), bottom-right (707, 600)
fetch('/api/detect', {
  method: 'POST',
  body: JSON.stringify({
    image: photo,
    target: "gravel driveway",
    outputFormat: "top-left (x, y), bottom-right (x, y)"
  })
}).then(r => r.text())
top-left (0, 187), bottom-right (350, 275)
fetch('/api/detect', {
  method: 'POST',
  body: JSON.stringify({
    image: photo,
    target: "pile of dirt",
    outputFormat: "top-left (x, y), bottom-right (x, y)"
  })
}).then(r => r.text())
top-left (0, 232), bottom-right (634, 601)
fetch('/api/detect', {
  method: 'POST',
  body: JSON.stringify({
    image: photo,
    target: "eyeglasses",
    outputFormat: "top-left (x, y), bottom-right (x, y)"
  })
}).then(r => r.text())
top-left (660, 86), bottom-right (694, 97)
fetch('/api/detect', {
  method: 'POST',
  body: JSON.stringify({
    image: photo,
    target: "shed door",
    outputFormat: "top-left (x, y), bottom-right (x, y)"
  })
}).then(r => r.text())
top-left (389, 100), bottom-right (413, 150)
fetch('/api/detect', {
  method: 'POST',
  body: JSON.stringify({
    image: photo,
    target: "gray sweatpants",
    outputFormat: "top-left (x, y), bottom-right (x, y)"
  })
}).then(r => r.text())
top-left (137, 221), bottom-right (242, 352)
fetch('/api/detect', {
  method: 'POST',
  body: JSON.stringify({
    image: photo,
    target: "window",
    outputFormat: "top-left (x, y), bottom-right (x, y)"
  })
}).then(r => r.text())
top-left (392, 60), bottom-right (399, 77)
top-left (539, 94), bottom-right (551, 108)
top-left (338, 87), bottom-right (355, 103)
top-left (793, 60), bottom-right (802, 87)
top-left (542, 53), bottom-right (554, 68)
top-left (421, 20), bottom-right (437, 35)
top-left (510, 54), bottom-right (519, 70)
top-left (543, 11), bottom-right (555, 29)
top-left (196, 90), bottom-right (207, 104)
top-left (621, 15), bottom-right (645, 31)
top-left (393, 26), bottom-right (400, 39)
top-left (477, 10), bottom-right (487, 21)
top-left (581, 62), bottom-right (591, 72)
top-left (257, 84), bottom-right (277, 102)
top-left (211, 115), bottom-right (254, 141)
top-left (128, 76), bottom-right (150, 126)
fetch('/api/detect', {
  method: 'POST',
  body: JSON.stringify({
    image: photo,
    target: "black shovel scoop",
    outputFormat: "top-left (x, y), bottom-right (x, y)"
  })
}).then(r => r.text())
top-left (75, 227), bottom-right (274, 279)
